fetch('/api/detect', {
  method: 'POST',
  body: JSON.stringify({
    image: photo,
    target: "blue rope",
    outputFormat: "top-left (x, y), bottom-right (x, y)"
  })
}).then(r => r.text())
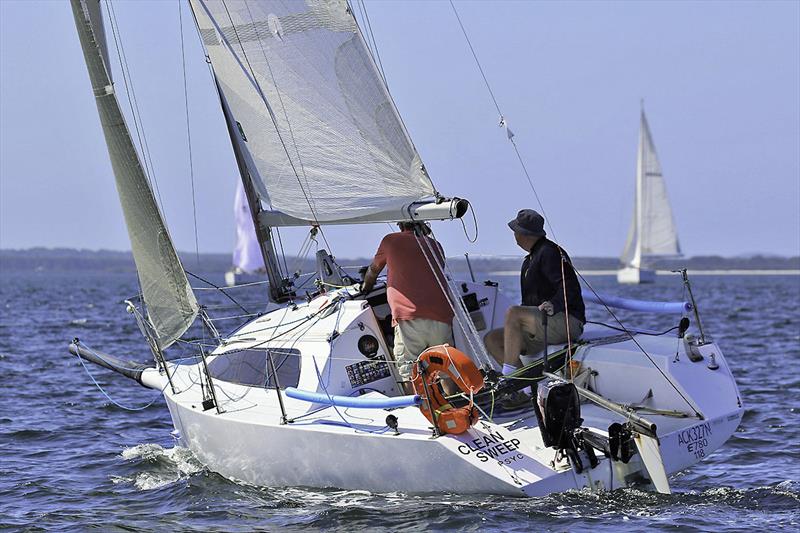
top-left (75, 345), bottom-right (167, 411)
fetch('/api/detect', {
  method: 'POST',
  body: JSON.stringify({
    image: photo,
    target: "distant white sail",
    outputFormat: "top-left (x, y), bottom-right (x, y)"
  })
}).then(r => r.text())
top-left (191, 0), bottom-right (436, 224)
top-left (232, 179), bottom-right (265, 273)
top-left (71, 0), bottom-right (198, 349)
top-left (621, 109), bottom-right (681, 269)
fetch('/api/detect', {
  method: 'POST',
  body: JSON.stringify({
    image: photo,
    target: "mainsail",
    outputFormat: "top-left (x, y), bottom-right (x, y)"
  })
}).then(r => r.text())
top-left (620, 108), bottom-right (681, 268)
top-left (190, 0), bottom-right (436, 224)
top-left (71, 0), bottom-right (199, 349)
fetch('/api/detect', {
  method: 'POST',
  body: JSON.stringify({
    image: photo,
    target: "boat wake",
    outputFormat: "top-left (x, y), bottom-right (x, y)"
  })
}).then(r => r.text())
top-left (204, 481), bottom-right (800, 530)
top-left (112, 444), bottom-right (204, 491)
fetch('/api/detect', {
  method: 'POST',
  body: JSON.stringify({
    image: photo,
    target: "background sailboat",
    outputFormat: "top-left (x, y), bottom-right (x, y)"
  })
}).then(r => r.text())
top-left (225, 179), bottom-right (266, 286)
top-left (618, 106), bottom-right (682, 284)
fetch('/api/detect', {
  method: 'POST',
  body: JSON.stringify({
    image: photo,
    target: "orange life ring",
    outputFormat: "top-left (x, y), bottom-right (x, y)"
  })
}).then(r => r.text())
top-left (411, 344), bottom-right (484, 435)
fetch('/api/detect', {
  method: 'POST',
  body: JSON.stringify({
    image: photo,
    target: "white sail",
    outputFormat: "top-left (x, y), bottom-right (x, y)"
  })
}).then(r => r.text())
top-left (190, 0), bottom-right (436, 224)
top-left (232, 179), bottom-right (266, 273)
top-left (621, 108), bottom-right (681, 269)
top-left (71, 0), bottom-right (199, 349)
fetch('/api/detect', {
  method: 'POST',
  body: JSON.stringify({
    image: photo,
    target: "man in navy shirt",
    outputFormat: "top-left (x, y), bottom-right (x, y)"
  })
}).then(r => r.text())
top-left (484, 210), bottom-right (585, 399)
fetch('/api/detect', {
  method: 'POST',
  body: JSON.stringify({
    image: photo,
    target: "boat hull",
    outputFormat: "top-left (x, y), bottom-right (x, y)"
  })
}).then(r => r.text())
top-left (147, 293), bottom-right (743, 497)
top-left (127, 282), bottom-right (744, 497)
top-left (159, 372), bottom-right (742, 496)
top-left (617, 266), bottom-right (656, 284)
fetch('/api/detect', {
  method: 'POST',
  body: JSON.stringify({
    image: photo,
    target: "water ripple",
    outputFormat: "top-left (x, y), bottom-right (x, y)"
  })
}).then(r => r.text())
top-left (1, 272), bottom-right (799, 530)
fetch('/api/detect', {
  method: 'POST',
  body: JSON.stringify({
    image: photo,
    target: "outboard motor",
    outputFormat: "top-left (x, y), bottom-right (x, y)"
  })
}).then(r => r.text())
top-left (534, 379), bottom-right (582, 449)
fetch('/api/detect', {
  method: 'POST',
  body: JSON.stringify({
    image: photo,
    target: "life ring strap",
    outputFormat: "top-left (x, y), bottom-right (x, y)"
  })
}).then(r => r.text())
top-left (411, 345), bottom-right (484, 435)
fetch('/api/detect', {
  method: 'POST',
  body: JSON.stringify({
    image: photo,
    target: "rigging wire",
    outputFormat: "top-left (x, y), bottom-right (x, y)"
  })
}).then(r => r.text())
top-left (355, 0), bottom-right (387, 84)
top-left (221, 0), bottom-right (334, 257)
top-left (178, 0), bottom-right (201, 268)
top-left (185, 1), bottom-right (292, 280)
top-left (413, 227), bottom-right (494, 369)
top-left (574, 269), bottom-right (702, 416)
top-left (185, 270), bottom-right (251, 315)
top-left (448, 0), bottom-right (556, 241)
top-left (448, 1), bottom-right (702, 415)
top-left (104, 0), bottom-right (167, 218)
top-left (449, 0), bottom-right (570, 367)
top-left (239, 0), bottom-right (331, 268)
top-left (448, 0), bottom-right (501, 118)
top-left (74, 341), bottom-right (168, 411)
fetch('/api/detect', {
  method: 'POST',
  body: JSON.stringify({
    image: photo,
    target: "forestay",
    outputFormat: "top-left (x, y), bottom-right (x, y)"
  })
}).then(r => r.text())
top-left (621, 109), bottom-right (682, 267)
top-left (71, 0), bottom-right (199, 349)
top-left (190, 0), bottom-right (436, 223)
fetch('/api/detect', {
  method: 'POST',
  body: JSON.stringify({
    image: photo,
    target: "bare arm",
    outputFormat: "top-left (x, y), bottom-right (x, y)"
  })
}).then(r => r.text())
top-left (361, 262), bottom-right (383, 293)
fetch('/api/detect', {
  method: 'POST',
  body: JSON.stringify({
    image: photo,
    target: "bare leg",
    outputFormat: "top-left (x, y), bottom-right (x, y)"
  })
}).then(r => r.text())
top-left (440, 376), bottom-right (458, 396)
top-left (484, 328), bottom-right (505, 365)
top-left (503, 306), bottom-right (544, 367)
top-left (503, 306), bottom-right (525, 367)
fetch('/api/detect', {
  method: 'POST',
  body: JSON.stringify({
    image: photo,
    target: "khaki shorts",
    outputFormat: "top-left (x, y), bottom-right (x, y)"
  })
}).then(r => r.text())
top-left (484, 309), bottom-right (584, 357)
top-left (520, 309), bottom-right (584, 355)
top-left (393, 318), bottom-right (454, 380)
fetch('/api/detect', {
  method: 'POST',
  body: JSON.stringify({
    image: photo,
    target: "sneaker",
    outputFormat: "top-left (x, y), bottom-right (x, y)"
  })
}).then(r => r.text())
top-left (499, 390), bottom-right (533, 411)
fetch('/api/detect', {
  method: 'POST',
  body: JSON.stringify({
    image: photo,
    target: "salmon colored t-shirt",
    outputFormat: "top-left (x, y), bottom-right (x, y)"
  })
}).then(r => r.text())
top-left (372, 230), bottom-right (454, 327)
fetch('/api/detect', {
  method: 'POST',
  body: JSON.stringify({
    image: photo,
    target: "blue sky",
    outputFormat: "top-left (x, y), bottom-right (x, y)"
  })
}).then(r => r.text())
top-left (1, 0), bottom-right (798, 259)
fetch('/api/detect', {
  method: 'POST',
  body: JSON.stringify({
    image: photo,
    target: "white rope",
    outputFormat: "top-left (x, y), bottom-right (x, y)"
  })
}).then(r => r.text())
top-left (206, 313), bottom-right (261, 322)
top-left (193, 279), bottom-right (270, 290)
top-left (412, 230), bottom-right (494, 369)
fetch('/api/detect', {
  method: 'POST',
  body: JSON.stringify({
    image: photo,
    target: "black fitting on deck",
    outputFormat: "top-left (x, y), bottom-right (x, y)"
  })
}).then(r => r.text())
top-left (68, 340), bottom-right (154, 387)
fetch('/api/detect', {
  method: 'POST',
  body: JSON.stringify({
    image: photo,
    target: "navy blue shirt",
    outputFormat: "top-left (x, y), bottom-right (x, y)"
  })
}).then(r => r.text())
top-left (520, 238), bottom-right (586, 323)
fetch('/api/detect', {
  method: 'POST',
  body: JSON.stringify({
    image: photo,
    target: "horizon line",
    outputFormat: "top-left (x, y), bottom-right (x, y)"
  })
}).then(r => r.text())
top-left (1, 246), bottom-right (798, 260)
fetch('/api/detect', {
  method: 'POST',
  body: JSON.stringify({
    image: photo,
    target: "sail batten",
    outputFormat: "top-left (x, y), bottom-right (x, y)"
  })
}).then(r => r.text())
top-left (621, 109), bottom-right (682, 269)
top-left (71, 0), bottom-right (199, 349)
top-left (190, 0), bottom-right (437, 224)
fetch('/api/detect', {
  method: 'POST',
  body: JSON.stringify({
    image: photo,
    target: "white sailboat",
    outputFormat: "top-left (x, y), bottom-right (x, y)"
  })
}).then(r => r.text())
top-left (618, 106), bottom-right (682, 284)
top-left (68, 0), bottom-right (742, 497)
top-left (224, 179), bottom-right (266, 287)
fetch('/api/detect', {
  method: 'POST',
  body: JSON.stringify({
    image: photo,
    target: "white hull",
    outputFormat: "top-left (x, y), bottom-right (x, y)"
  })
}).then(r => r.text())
top-left (158, 380), bottom-right (741, 495)
top-left (161, 383), bottom-right (741, 496)
top-left (617, 266), bottom-right (656, 284)
top-left (224, 268), bottom-right (266, 287)
top-left (135, 281), bottom-right (742, 496)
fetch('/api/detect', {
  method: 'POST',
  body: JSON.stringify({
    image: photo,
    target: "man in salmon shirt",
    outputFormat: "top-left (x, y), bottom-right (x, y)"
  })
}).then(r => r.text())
top-left (361, 221), bottom-right (455, 394)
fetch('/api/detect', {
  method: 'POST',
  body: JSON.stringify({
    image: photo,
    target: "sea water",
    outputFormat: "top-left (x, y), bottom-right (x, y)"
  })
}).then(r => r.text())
top-left (1, 271), bottom-right (798, 531)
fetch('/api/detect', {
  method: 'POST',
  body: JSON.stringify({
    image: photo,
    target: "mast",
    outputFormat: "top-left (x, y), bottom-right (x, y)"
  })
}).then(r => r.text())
top-left (633, 104), bottom-right (646, 269)
top-left (185, 2), bottom-right (293, 303)
top-left (215, 78), bottom-right (295, 302)
top-left (636, 103), bottom-right (682, 263)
